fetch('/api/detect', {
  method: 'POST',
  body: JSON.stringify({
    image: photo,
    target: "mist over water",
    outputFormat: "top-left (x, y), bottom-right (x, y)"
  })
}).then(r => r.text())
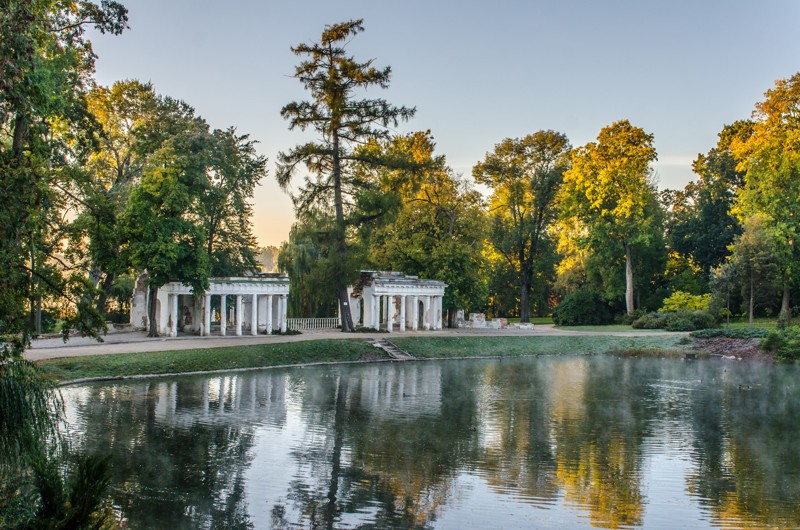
top-left (62, 356), bottom-right (800, 529)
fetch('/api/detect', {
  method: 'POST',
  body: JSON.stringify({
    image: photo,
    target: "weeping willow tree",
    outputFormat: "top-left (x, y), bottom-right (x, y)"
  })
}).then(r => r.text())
top-left (278, 216), bottom-right (342, 319)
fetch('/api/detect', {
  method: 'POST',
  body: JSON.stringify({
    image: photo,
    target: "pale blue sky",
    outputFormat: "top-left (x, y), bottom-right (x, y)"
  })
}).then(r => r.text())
top-left (88, 1), bottom-right (800, 246)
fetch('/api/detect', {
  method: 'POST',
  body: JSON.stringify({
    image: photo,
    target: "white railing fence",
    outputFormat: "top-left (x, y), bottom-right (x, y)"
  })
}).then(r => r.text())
top-left (286, 317), bottom-right (340, 331)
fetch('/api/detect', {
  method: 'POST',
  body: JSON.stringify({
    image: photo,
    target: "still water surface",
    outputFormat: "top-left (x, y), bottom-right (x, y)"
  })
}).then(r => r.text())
top-left (62, 356), bottom-right (800, 529)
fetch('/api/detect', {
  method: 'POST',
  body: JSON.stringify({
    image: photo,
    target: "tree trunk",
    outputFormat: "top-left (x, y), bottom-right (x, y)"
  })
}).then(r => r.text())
top-left (780, 283), bottom-right (791, 325)
top-left (96, 271), bottom-right (115, 317)
top-left (12, 112), bottom-right (29, 154)
top-left (748, 274), bottom-right (754, 327)
top-left (147, 285), bottom-right (159, 337)
top-left (624, 243), bottom-right (635, 314)
top-left (519, 276), bottom-right (531, 323)
top-left (331, 132), bottom-right (354, 332)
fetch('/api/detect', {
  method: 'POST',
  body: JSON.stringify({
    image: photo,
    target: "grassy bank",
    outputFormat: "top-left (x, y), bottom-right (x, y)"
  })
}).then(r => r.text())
top-left (39, 339), bottom-right (380, 383)
top-left (38, 334), bottom-right (693, 383)
top-left (394, 335), bottom-right (690, 358)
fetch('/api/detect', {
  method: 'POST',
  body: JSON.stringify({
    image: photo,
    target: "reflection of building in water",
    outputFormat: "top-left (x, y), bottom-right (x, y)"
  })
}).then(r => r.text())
top-left (348, 364), bottom-right (442, 418)
top-left (150, 373), bottom-right (287, 428)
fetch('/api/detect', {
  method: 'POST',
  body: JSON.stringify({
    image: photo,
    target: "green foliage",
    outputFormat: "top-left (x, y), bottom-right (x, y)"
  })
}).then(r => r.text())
top-left (277, 19), bottom-right (416, 331)
top-left (660, 291), bottom-right (711, 312)
top-left (690, 327), bottom-right (768, 339)
top-left (0, 359), bottom-right (63, 471)
top-left (559, 120), bottom-right (663, 314)
top-left (728, 214), bottom-right (784, 323)
top-left (633, 310), bottom-right (715, 331)
top-left (732, 73), bottom-right (800, 313)
top-left (365, 133), bottom-right (489, 319)
top-left (474, 130), bottom-right (571, 322)
top-left (761, 326), bottom-right (800, 361)
top-left (552, 289), bottom-right (613, 326)
top-left (665, 121), bottom-right (751, 279)
top-left (631, 312), bottom-right (668, 329)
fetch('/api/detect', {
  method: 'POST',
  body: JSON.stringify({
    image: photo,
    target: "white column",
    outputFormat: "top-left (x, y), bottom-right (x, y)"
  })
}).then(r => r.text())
top-left (280, 295), bottom-right (288, 333)
top-left (371, 294), bottom-right (379, 330)
top-left (423, 296), bottom-right (431, 331)
top-left (235, 295), bottom-right (243, 336)
top-left (250, 294), bottom-right (258, 336)
top-left (203, 294), bottom-right (211, 336)
top-left (170, 294), bottom-right (179, 337)
top-left (412, 296), bottom-right (419, 331)
top-left (386, 296), bottom-right (394, 333)
top-left (266, 295), bottom-right (273, 334)
top-left (435, 296), bottom-right (443, 330)
top-left (400, 295), bottom-right (406, 332)
top-left (220, 295), bottom-right (227, 336)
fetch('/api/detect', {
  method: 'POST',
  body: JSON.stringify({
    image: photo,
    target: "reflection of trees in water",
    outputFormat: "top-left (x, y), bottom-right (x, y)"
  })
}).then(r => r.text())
top-left (66, 373), bottom-right (287, 529)
top-left (549, 358), bottom-right (650, 529)
top-left (275, 363), bottom-right (481, 529)
top-left (64, 358), bottom-right (800, 529)
top-left (476, 361), bottom-right (559, 503)
top-left (687, 363), bottom-right (800, 528)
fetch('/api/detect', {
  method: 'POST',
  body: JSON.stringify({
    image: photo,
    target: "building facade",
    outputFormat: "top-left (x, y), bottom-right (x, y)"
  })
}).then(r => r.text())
top-left (347, 271), bottom-right (447, 332)
top-left (130, 274), bottom-right (290, 337)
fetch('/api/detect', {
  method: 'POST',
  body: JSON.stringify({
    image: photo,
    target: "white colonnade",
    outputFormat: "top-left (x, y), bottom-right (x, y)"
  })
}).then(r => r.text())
top-left (347, 271), bottom-right (447, 332)
top-left (145, 276), bottom-right (290, 337)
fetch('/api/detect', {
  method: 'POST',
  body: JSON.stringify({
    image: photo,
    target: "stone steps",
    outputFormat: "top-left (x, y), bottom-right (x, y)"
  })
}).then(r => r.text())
top-left (371, 339), bottom-right (415, 361)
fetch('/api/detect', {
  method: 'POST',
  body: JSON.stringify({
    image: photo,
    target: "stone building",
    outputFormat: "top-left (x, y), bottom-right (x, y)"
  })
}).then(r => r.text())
top-left (130, 274), bottom-right (290, 336)
top-left (347, 271), bottom-right (447, 332)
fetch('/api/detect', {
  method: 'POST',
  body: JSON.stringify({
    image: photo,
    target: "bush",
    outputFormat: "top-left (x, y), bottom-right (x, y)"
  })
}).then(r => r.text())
top-left (660, 291), bottom-right (711, 312)
top-left (761, 326), bottom-right (800, 361)
top-left (620, 309), bottom-right (646, 325)
top-left (552, 290), bottom-right (613, 326)
top-left (633, 310), bottom-right (716, 332)
top-left (632, 312), bottom-right (667, 329)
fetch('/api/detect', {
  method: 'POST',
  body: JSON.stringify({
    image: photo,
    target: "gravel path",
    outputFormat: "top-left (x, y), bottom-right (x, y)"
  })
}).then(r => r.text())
top-left (25, 325), bottom-right (677, 361)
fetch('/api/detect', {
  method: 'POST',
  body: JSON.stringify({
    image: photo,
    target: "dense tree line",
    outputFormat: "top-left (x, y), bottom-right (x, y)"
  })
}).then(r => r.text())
top-left (279, 21), bottom-right (800, 327)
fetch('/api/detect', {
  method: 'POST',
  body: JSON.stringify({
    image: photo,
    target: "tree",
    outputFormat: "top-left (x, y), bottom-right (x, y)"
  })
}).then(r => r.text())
top-left (729, 215), bottom-right (783, 325)
top-left (473, 131), bottom-right (571, 322)
top-left (365, 133), bottom-right (489, 324)
top-left (559, 120), bottom-right (660, 314)
top-left (277, 19), bottom-right (415, 331)
top-left (69, 80), bottom-right (160, 316)
top-left (121, 122), bottom-right (211, 337)
top-left (201, 128), bottom-right (267, 276)
top-left (0, 2), bottom-right (127, 526)
top-left (0, 0), bottom-right (128, 345)
top-left (732, 72), bottom-right (800, 323)
top-left (666, 121), bottom-right (752, 285)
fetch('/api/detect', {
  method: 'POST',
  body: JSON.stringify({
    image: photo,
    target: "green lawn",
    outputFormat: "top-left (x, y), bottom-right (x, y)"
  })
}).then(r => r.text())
top-left (393, 334), bottom-right (689, 358)
top-left (39, 334), bottom-right (695, 384)
top-left (721, 317), bottom-right (778, 329)
top-left (39, 339), bottom-right (380, 382)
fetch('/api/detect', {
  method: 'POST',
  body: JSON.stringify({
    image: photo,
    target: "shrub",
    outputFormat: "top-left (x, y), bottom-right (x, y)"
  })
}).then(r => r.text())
top-left (632, 312), bottom-right (667, 329)
top-left (660, 291), bottom-right (711, 312)
top-left (552, 290), bottom-right (613, 326)
top-left (761, 326), bottom-right (800, 361)
top-left (665, 315), bottom-right (695, 332)
top-left (634, 310), bottom-right (716, 332)
top-left (620, 309), bottom-right (646, 325)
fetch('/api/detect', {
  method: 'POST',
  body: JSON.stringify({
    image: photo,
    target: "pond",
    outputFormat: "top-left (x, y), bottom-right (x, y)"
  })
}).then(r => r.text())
top-left (62, 355), bottom-right (800, 529)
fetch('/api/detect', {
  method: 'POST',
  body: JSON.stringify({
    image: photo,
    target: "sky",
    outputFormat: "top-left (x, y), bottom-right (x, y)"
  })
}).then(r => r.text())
top-left (87, 1), bottom-right (800, 247)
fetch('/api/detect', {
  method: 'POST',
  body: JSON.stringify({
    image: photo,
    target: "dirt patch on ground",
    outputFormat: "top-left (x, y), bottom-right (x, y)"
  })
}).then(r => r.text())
top-left (692, 337), bottom-right (774, 362)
